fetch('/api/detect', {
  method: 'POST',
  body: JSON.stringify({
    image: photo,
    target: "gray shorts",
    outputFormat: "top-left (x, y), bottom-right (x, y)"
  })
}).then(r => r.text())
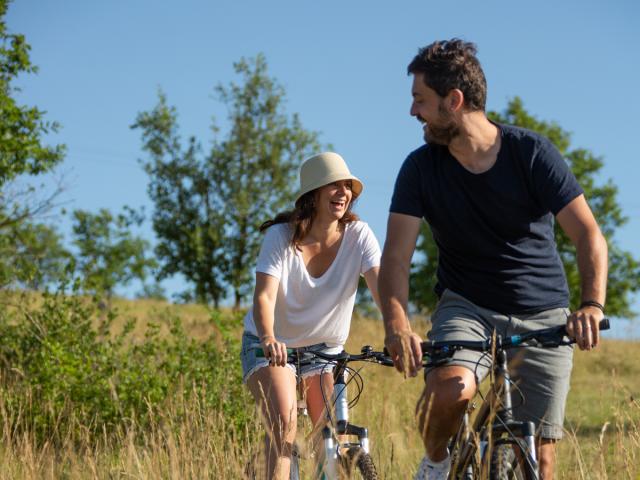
top-left (240, 332), bottom-right (340, 383)
top-left (426, 289), bottom-right (573, 439)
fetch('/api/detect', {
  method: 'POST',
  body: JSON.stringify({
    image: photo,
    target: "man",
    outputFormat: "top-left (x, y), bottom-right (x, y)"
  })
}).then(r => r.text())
top-left (379, 39), bottom-right (608, 480)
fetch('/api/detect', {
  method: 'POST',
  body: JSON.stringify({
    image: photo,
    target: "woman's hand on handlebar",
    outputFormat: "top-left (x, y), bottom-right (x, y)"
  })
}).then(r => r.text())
top-left (260, 335), bottom-right (288, 367)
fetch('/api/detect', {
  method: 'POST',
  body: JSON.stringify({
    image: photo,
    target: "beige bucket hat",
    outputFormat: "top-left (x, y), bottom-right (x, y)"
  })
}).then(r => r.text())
top-left (296, 152), bottom-right (363, 202)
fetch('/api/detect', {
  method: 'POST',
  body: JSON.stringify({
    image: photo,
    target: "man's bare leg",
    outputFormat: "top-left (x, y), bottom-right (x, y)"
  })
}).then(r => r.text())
top-left (537, 438), bottom-right (557, 480)
top-left (416, 366), bottom-right (477, 461)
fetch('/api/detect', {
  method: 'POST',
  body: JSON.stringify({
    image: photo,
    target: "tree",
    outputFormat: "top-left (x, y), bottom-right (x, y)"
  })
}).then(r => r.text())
top-left (410, 97), bottom-right (639, 318)
top-left (213, 55), bottom-right (324, 308)
top-left (0, 219), bottom-right (69, 290)
top-left (71, 207), bottom-right (157, 299)
top-left (0, 0), bottom-right (65, 207)
top-left (132, 92), bottom-right (228, 307)
top-left (0, 0), bottom-right (64, 186)
top-left (133, 54), bottom-right (323, 308)
top-left (0, 0), bottom-right (66, 289)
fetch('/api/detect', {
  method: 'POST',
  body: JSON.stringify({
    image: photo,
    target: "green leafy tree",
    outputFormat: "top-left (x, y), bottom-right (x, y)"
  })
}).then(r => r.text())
top-left (0, 0), bottom-right (64, 187)
top-left (0, 219), bottom-right (69, 289)
top-left (132, 91), bottom-right (228, 307)
top-left (0, 0), bottom-right (66, 289)
top-left (133, 54), bottom-right (323, 308)
top-left (0, 0), bottom-right (65, 224)
top-left (410, 97), bottom-right (639, 318)
top-left (71, 207), bottom-right (157, 298)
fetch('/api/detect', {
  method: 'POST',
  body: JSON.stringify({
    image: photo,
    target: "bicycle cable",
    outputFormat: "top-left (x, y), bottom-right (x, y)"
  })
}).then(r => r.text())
top-left (317, 357), bottom-right (370, 427)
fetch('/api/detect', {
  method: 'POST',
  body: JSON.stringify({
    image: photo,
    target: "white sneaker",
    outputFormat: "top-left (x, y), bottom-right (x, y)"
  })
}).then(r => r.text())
top-left (413, 454), bottom-right (451, 480)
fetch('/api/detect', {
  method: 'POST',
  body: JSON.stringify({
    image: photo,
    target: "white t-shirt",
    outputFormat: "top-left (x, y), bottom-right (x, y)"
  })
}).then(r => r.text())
top-left (244, 221), bottom-right (381, 348)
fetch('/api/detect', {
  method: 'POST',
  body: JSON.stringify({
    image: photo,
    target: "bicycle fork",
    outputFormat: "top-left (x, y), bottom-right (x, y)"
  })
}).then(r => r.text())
top-left (323, 369), bottom-right (370, 478)
top-left (491, 349), bottom-right (539, 479)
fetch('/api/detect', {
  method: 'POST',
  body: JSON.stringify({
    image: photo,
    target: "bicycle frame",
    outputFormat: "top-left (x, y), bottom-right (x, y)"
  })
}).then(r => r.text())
top-left (449, 349), bottom-right (538, 479)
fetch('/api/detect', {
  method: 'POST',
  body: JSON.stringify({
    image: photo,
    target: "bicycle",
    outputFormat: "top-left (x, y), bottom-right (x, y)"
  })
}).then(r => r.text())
top-left (255, 345), bottom-right (395, 479)
top-left (415, 318), bottom-right (610, 480)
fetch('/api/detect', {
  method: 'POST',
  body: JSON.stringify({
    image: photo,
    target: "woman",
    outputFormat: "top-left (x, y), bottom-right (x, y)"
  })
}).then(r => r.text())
top-left (241, 152), bottom-right (381, 479)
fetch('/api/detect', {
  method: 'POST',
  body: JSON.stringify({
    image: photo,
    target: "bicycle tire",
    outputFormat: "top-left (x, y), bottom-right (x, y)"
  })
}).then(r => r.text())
top-left (448, 412), bottom-right (481, 480)
top-left (448, 441), bottom-right (479, 479)
top-left (339, 447), bottom-right (378, 480)
top-left (488, 441), bottom-right (536, 480)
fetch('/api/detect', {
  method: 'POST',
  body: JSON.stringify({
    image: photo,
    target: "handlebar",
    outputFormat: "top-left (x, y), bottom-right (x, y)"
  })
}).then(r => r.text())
top-left (381, 318), bottom-right (610, 358)
top-left (255, 318), bottom-right (610, 367)
top-left (254, 345), bottom-right (395, 367)
top-left (419, 318), bottom-right (610, 356)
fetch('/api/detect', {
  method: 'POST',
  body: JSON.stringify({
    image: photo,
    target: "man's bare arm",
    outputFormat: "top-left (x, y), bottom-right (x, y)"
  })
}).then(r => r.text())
top-left (556, 194), bottom-right (608, 350)
top-left (379, 213), bottom-right (423, 376)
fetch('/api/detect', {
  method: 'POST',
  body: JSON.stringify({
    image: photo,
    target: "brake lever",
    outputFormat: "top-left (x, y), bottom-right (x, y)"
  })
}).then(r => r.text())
top-left (370, 352), bottom-right (395, 367)
top-left (378, 358), bottom-right (395, 367)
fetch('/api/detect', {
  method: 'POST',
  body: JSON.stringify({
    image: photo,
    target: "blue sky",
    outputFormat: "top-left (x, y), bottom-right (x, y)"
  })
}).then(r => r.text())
top-left (7, 1), bottom-right (640, 333)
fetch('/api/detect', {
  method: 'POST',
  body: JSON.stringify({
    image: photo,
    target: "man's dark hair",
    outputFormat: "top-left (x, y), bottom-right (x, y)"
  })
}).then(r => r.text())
top-left (408, 38), bottom-right (487, 112)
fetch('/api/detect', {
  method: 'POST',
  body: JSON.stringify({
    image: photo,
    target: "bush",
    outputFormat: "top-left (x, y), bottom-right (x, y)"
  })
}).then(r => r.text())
top-left (0, 288), bottom-right (249, 443)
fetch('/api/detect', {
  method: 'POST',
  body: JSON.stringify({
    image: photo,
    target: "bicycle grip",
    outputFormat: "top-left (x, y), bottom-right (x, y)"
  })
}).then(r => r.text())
top-left (599, 318), bottom-right (610, 331)
top-left (254, 348), bottom-right (294, 358)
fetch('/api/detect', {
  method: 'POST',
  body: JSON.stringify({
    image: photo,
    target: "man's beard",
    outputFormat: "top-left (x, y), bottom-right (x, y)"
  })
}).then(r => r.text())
top-left (423, 105), bottom-right (460, 145)
top-left (424, 121), bottom-right (459, 145)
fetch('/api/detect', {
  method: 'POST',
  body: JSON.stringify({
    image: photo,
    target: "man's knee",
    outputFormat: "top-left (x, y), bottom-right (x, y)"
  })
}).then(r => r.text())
top-left (426, 366), bottom-right (476, 406)
top-left (416, 366), bottom-right (476, 426)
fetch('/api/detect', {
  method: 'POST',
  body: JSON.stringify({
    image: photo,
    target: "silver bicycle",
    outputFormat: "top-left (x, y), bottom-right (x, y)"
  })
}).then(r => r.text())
top-left (257, 345), bottom-right (393, 479)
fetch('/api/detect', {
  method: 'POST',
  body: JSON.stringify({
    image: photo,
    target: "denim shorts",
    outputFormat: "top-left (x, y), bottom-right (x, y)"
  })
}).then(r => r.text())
top-left (426, 289), bottom-right (573, 439)
top-left (240, 331), bottom-right (342, 384)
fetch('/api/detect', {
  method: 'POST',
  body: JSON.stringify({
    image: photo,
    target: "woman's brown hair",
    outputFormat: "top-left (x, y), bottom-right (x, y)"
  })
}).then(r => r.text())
top-left (259, 189), bottom-right (359, 250)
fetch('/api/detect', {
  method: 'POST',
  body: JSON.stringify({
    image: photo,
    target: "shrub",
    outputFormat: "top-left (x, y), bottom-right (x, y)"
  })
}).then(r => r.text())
top-left (0, 288), bottom-right (249, 444)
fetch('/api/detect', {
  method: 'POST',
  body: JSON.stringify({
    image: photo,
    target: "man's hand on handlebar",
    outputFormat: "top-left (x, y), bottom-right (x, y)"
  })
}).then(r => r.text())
top-left (384, 331), bottom-right (423, 378)
top-left (566, 305), bottom-right (604, 351)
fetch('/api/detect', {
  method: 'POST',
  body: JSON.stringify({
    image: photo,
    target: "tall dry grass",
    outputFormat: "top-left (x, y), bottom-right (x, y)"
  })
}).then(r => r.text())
top-left (0, 299), bottom-right (638, 479)
top-left (341, 319), bottom-right (640, 479)
top-left (0, 384), bottom-right (259, 479)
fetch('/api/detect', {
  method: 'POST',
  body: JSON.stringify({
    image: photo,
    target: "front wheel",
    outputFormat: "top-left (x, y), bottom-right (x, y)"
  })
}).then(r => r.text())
top-left (489, 441), bottom-right (537, 480)
top-left (340, 447), bottom-right (378, 480)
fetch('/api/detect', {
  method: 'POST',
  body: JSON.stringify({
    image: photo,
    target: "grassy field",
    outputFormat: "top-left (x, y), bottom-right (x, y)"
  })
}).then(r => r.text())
top-left (1, 297), bottom-right (639, 479)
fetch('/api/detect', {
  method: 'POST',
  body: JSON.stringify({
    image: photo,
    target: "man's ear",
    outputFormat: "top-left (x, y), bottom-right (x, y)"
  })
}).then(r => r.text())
top-left (447, 89), bottom-right (465, 112)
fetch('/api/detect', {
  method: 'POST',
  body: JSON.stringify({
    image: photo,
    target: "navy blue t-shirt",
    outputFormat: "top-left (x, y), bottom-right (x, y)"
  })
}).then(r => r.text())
top-left (390, 124), bottom-right (583, 314)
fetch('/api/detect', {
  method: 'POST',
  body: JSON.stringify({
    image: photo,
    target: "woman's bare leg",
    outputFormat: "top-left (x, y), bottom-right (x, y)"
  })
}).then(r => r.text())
top-left (303, 372), bottom-right (334, 426)
top-left (247, 366), bottom-right (297, 480)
